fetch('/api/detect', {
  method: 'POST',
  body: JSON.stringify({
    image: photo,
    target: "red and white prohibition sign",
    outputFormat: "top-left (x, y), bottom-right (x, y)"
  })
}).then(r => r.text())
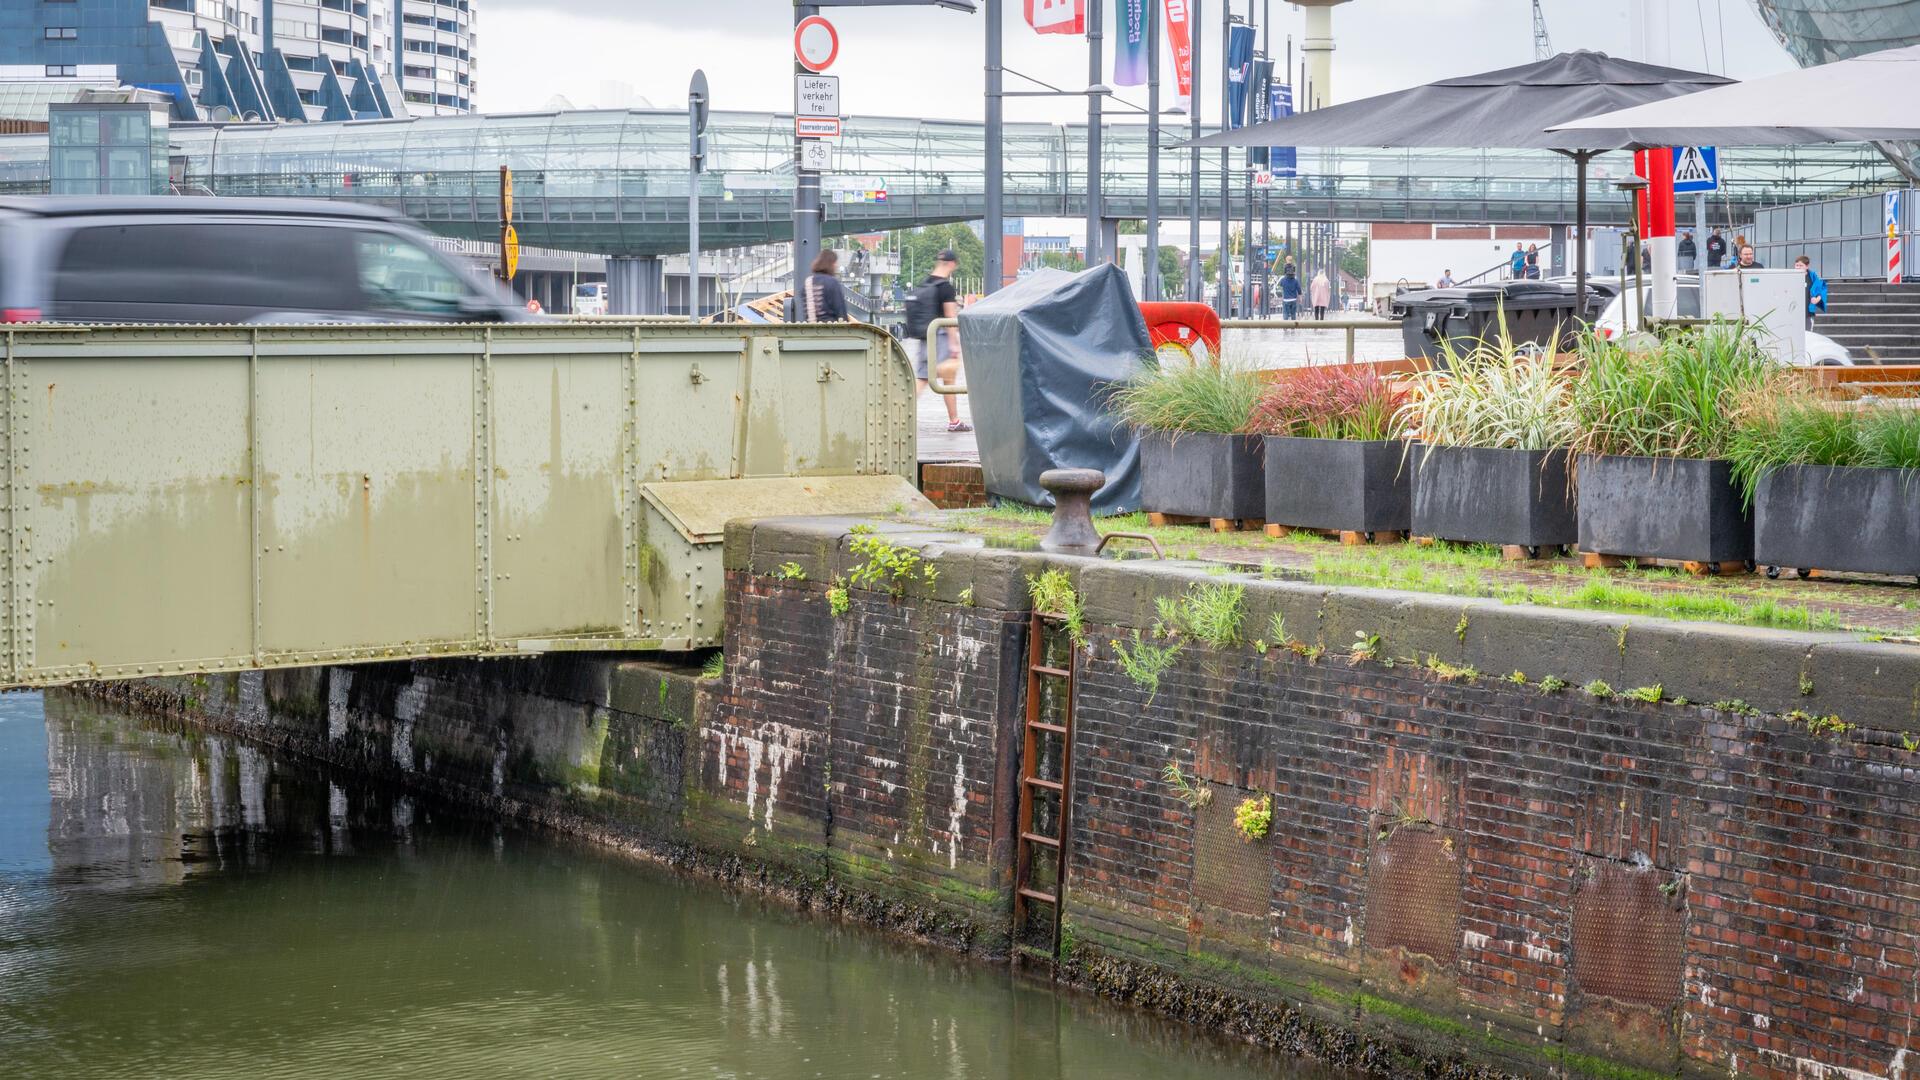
top-left (794, 16), bottom-right (840, 73)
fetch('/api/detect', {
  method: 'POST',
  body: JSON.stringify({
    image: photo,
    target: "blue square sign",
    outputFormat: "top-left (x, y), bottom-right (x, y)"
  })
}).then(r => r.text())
top-left (1672, 146), bottom-right (1718, 193)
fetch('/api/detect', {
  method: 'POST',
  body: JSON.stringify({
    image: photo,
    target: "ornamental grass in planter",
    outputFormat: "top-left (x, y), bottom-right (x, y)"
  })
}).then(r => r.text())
top-left (1398, 334), bottom-right (1578, 553)
top-left (1111, 358), bottom-right (1267, 522)
top-left (1569, 324), bottom-right (1784, 566)
top-left (1248, 364), bottom-right (1412, 537)
top-left (1726, 392), bottom-right (1920, 578)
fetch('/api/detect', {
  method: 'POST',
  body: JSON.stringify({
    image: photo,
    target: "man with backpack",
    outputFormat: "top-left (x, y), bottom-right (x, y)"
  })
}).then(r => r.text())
top-left (903, 249), bottom-right (971, 433)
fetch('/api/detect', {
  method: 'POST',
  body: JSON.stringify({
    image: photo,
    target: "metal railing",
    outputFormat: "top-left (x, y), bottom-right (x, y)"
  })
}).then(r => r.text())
top-left (1220, 318), bottom-right (1403, 364)
top-left (928, 315), bottom-right (1402, 394)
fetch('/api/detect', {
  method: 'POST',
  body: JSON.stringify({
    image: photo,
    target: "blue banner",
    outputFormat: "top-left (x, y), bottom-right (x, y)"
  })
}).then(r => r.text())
top-left (1113, 0), bottom-right (1147, 87)
top-left (1247, 59), bottom-right (1272, 166)
top-left (1269, 82), bottom-right (1296, 178)
top-left (1225, 23), bottom-right (1255, 128)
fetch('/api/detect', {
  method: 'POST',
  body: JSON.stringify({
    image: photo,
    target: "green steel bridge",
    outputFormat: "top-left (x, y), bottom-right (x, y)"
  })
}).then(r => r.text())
top-left (0, 322), bottom-right (923, 690)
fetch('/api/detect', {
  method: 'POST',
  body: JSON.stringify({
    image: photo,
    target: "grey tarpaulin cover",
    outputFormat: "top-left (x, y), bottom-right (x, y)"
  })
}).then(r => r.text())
top-left (956, 264), bottom-right (1149, 514)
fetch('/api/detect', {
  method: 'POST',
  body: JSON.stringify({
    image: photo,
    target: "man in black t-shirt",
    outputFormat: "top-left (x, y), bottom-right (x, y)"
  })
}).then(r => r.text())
top-left (1705, 230), bottom-right (1727, 270)
top-left (903, 249), bottom-right (970, 432)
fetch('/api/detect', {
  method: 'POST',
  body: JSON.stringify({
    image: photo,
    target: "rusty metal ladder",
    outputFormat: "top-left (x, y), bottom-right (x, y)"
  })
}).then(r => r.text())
top-left (1013, 610), bottom-right (1076, 966)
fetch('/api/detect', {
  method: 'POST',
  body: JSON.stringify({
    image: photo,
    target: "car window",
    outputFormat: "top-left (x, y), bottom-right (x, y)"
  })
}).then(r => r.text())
top-left (1629, 285), bottom-right (1703, 320)
top-left (52, 222), bottom-right (360, 313)
top-left (355, 233), bottom-right (472, 315)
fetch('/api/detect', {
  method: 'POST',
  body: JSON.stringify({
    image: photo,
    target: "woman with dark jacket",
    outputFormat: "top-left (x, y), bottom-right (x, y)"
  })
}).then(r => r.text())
top-left (803, 249), bottom-right (848, 322)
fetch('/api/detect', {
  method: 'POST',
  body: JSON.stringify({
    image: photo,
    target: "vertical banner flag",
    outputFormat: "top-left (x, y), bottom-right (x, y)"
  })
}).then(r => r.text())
top-left (1163, 0), bottom-right (1193, 112)
top-left (1025, 0), bottom-right (1084, 34)
top-left (1246, 58), bottom-right (1273, 167)
top-left (1114, 0), bottom-right (1147, 86)
top-left (1888, 190), bottom-right (1904, 284)
top-left (1269, 81), bottom-right (1296, 178)
top-left (1225, 22), bottom-right (1255, 128)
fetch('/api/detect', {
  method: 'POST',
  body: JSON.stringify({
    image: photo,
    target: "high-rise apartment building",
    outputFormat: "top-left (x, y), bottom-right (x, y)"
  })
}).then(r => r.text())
top-left (0, 0), bottom-right (476, 122)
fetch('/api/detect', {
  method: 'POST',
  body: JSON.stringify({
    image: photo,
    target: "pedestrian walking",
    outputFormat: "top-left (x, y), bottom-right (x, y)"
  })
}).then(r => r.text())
top-left (803, 249), bottom-right (848, 322)
top-left (1508, 242), bottom-right (1527, 279)
top-left (1678, 230), bottom-right (1697, 273)
top-left (1279, 265), bottom-right (1302, 320)
top-left (1729, 234), bottom-right (1749, 269)
top-left (1525, 243), bottom-right (1541, 280)
top-left (1705, 229), bottom-right (1727, 270)
top-left (903, 249), bottom-right (971, 433)
top-left (1310, 270), bottom-right (1331, 320)
top-left (1436, 268), bottom-right (1455, 288)
top-left (1795, 253), bottom-right (1828, 327)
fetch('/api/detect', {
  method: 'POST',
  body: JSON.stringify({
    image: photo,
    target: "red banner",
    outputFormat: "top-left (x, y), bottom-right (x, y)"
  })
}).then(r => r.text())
top-left (1025, 0), bottom-right (1084, 34)
top-left (1164, 0), bottom-right (1193, 108)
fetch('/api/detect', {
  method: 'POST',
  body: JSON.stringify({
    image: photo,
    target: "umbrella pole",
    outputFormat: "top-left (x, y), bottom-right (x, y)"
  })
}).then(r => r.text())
top-left (1575, 150), bottom-right (1591, 325)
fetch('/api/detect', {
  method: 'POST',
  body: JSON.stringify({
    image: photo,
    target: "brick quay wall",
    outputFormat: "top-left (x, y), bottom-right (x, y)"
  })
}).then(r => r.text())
top-left (95, 515), bottom-right (1920, 1080)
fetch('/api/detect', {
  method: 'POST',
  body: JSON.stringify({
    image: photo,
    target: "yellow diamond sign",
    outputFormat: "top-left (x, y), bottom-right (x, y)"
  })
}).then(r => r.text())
top-left (503, 225), bottom-right (520, 280)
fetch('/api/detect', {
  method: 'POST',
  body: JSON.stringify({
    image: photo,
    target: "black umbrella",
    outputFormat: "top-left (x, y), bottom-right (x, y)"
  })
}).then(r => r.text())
top-left (1184, 51), bottom-right (1735, 305)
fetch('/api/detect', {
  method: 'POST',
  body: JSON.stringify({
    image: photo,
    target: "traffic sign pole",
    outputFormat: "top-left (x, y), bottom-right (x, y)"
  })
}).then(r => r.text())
top-left (500, 165), bottom-right (517, 284)
top-left (793, 8), bottom-right (827, 301)
top-left (689, 69), bottom-right (708, 323)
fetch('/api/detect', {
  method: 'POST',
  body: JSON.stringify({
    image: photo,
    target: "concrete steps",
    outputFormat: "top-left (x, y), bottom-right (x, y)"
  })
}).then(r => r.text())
top-left (1813, 280), bottom-right (1920, 363)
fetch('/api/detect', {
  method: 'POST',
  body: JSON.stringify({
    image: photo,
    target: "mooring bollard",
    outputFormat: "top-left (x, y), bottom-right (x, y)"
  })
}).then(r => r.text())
top-left (1038, 468), bottom-right (1105, 553)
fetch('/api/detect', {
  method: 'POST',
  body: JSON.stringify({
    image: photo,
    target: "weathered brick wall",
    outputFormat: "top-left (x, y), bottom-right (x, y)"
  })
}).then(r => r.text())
top-left (709, 567), bottom-right (1027, 940)
top-left (93, 655), bottom-right (703, 839)
top-left (1060, 564), bottom-right (1920, 1080)
top-left (723, 521), bottom-right (1920, 1080)
top-left (918, 462), bottom-right (990, 509)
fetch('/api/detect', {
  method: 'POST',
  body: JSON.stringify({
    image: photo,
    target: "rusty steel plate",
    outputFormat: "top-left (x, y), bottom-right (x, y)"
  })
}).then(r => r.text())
top-left (1364, 826), bottom-right (1461, 964)
top-left (1191, 783), bottom-right (1272, 917)
top-left (1570, 859), bottom-right (1686, 1010)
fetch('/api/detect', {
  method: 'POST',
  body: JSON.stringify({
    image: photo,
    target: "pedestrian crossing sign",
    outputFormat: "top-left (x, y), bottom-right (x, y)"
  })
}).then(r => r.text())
top-left (1672, 146), bottom-right (1718, 193)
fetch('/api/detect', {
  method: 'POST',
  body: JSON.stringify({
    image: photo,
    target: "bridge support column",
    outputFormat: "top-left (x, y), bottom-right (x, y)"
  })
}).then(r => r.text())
top-left (1099, 219), bottom-right (1119, 266)
top-left (608, 256), bottom-right (665, 316)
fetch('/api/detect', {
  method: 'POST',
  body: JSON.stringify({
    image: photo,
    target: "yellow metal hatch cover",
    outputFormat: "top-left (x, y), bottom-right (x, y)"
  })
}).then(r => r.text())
top-left (639, 474), bottom-right (932, 545)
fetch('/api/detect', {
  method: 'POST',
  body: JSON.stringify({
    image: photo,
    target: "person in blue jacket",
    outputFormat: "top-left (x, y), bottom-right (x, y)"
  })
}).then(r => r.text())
top-left (1795, 253), bottom-right (1828, 328)
top-left (1278, 264), bottom-right (1302, 320)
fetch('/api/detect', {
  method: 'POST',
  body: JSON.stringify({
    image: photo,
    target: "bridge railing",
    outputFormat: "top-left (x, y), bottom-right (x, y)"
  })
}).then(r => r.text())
top-left (0, 322), bottom-right (921, 688)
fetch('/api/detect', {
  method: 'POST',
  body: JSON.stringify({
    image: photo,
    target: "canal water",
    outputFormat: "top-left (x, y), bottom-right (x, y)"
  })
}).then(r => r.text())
top-left (0, 691), bottom-right (1316, 1079)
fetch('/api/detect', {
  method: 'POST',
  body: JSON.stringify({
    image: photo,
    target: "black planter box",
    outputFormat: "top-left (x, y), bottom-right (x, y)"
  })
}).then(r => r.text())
top-left (1263, 436), bottom-right (1413, 535)
top-left (1138, 430), bottom-right (1265, 520)
top-left (1576, 454), bottom-right (1752, 564)
top-left (1411, 445), bottom-right (1577, 548)
top-left (1755, 464), bottom-right (1920, 577)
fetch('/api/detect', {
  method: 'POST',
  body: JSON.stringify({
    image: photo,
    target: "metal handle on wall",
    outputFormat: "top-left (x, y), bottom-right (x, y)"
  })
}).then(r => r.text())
top-left (926, 317), bottom-right (966, 395)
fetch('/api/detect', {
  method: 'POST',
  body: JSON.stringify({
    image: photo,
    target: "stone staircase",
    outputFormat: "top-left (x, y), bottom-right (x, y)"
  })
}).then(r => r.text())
top-left (1816, 280), bottom-right (1920, 364)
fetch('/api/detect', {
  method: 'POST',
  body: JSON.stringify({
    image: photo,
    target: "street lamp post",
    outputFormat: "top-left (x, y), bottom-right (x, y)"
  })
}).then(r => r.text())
top-left (985, 0), bottom-right (1003, 292)
top-left (1187, 0), bottom-right (1202, 302)
top-left (1087, 0), bottom-right (1105, 264)
top-left (1217, 8), bottom-right (1234, 316)
top-left (1145, 0), bottom-right (1161, 301)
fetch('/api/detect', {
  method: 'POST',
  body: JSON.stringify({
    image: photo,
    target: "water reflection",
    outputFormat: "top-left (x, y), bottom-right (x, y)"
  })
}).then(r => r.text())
top-left (0, 691), bottom-right (1323, 1080)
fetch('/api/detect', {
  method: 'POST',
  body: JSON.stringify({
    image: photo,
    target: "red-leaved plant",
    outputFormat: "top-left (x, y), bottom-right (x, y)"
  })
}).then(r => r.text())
top-left (1246, 365), bottom-right (1408, 442)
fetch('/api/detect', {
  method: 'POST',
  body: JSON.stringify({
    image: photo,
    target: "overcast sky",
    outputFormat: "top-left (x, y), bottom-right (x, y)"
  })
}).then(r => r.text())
top-left (477, 0), bottom-right (1796, 120)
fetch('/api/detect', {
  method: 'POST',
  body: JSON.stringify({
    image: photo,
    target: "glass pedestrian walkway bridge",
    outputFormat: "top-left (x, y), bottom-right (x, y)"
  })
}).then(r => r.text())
top-left (0, 108), bottom-right (1901, 256)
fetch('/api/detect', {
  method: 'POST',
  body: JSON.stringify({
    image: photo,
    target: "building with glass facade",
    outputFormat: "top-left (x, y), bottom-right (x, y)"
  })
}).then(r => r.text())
top-left (0, 0), bottom-right (474, 124)
top-left (1749, 0), bottom-right (1920, 65)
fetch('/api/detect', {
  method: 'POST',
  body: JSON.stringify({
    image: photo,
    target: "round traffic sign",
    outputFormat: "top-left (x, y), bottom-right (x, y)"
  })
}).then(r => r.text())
top-left (794, 15), bottom-right (839, 73)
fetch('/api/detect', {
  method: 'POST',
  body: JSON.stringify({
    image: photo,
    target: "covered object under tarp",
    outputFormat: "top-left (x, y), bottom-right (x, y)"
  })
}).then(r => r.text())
top-left (957, 264), bottom-right (1150, 514)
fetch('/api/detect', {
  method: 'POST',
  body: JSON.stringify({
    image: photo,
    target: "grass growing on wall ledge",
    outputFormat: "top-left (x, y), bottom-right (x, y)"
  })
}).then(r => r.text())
top-left (939, 505), bottom-right (1920, 638)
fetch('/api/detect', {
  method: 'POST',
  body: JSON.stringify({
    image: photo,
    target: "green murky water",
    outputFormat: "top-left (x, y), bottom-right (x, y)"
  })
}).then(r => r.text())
top-left (0, 692), bottom-right (1318, 1079)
